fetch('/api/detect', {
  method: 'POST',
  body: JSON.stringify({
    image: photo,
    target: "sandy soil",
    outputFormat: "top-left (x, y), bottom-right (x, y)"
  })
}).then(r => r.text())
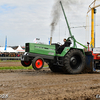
top-left (0, 61), bottom-right (22, 67)
top-left (0, 68), bottom-right (100, 100)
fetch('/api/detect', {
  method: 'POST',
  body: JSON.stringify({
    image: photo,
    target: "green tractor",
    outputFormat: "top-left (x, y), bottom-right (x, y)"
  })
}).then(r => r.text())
top-left (21, 1), bottom-right (90, 74)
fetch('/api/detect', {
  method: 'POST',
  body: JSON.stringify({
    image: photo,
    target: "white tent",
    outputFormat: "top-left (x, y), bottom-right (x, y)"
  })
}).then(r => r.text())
top-left (0, 47), bottom-right (17, 53)
top-left (16, 45), bottom-right (25, 52)
top-left (0, 47), bottom-right (4, 52)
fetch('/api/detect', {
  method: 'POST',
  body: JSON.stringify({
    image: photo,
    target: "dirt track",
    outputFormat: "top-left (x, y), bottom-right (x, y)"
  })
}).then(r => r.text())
top-left (0, 61), bottom-right (48, 67)
top-left (0, 61), bottom-right (22, 67)
top-left (0, 68), bottom-right (100, 100)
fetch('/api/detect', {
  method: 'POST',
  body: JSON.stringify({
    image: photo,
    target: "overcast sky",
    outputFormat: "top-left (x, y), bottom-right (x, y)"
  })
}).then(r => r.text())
top-left (0, 0), bottom-right (100, 47)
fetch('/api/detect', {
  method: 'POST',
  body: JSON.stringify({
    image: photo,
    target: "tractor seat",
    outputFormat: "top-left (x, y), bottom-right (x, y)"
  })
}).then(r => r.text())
top-left (57, 40), bottom-right (72, 54)
top-left (64, 40), bottom-right (72, 47)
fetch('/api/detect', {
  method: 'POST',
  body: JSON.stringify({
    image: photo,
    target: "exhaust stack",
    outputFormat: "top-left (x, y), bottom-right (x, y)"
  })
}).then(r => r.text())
top-left (50, 37), bottom-right (52, 45)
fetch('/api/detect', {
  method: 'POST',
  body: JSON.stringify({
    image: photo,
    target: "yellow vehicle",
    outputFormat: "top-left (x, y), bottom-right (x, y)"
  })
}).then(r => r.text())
top-left (87, 0), bottom-right (100, 48)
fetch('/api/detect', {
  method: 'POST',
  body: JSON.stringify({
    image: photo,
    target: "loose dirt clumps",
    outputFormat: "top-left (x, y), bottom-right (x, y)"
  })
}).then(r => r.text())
top-left (0, 68), bottom-right (100, 100)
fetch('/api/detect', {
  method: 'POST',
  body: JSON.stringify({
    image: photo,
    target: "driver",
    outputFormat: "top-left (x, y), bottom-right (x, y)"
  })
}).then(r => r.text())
top-left (58, 38), bottom-right (71, 54)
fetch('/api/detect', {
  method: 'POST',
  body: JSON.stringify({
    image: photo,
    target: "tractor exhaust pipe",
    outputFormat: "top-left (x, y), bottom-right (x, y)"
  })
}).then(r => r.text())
top-left (50, 37), bottom-right (52, 45)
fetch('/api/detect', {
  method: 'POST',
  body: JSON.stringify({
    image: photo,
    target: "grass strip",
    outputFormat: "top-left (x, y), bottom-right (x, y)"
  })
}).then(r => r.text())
top-left (0, 65), bottom-right (48, 70)
top-left (0, 60), bottom-right (20, 62)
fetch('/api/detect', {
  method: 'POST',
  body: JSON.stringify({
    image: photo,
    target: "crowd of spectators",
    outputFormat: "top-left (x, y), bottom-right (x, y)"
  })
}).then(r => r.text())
top-left (0, 52), bottom-right (24, 57)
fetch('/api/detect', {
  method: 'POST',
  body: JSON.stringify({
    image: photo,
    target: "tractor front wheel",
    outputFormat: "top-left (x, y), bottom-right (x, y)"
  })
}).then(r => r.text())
top-left (21, 61), bottom-right (31, 67)
top-left (32, 57), bottom-right (44, 70)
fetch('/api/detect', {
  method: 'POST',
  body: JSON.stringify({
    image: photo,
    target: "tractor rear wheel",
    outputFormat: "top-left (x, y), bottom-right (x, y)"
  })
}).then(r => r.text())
top-left (21, 61), bottom-right (31, 67)
top-left (32, 57), bottom-right (44, 70)
top-left (49, 63), bottom-right (62, 72)
top-left (63, 49), bottom-right (85, 74)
